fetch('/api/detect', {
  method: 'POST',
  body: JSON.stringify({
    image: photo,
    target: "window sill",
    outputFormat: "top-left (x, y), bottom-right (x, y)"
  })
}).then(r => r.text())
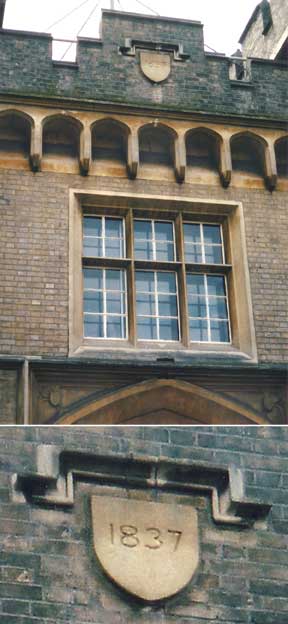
top-left (71, 343), bottom-right (255, 364)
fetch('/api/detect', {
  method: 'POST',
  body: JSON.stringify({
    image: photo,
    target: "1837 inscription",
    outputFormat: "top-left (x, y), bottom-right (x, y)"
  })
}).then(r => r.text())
top-left (109, 523), bottom-right (182, 550)
top-left (91, 495), bottom-right (199, 601)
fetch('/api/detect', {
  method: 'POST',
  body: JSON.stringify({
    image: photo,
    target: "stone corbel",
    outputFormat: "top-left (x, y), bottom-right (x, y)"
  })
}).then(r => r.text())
top-left (127, 130), bottom-right (139, 179)
top-left (174, 133), bottom-right (186, 183)
top-left (264, 143), bottom-right (277, 191)
top-left (80, 125), bottom-right (91, 176)
top-left (29, 121), bottom-right (42, 172)
top-left (219, 137), bottom-right (232, 188)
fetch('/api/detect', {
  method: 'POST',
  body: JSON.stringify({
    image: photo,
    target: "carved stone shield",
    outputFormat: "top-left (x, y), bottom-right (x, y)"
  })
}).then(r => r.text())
top-left (91, 495), bottom-right (199, 601)
top-left (140, 51), bottom-right (171, 83)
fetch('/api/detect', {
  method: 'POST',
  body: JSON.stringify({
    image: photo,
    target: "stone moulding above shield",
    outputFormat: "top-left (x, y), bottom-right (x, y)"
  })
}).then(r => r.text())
top-left (12, 446), bottom-right (271, 527)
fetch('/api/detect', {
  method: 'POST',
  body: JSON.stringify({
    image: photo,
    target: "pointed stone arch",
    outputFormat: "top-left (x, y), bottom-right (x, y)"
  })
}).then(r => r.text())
top-left (55, 379), bottom-right (267, 426)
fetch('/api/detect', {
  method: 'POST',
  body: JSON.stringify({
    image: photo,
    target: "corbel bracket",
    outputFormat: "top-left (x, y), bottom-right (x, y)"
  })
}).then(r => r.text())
top-left (12, 446), bottom-right (271, 528)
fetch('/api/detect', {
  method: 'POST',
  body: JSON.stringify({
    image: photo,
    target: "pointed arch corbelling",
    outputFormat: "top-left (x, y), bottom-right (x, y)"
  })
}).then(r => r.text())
top-left (275, 135), bottom-right (288, 178)
top-left (185, 126), bottom-right (222, 173)
top-left (0, 109), bottom-right (34, 159)
top-left (230, 130), bottom-right (267, 177)
top-left (42, 113), bottom-right (83, 160)
top-left (138, 122), bottom-right (177, 167)
top-left (55, 378), bottom-right (268, 426)
top-left (91, 117), bottom-right (131, 166)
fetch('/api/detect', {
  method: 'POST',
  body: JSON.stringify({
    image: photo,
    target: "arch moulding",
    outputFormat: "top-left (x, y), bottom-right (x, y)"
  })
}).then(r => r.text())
top-left (55, 379), bottom-right (267, 426)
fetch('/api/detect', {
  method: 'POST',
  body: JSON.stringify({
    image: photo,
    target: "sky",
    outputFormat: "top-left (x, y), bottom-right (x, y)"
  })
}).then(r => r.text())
top-left (3, 0), bottom-right (259, 60)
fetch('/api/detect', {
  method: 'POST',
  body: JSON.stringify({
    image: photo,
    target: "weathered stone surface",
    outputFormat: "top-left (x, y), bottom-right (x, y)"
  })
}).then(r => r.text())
top-left (91, 495), bottom-right (199, 601)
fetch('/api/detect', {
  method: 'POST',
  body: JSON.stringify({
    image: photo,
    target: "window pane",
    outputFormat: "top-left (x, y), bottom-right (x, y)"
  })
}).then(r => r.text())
top-left (137, 317), bottom-right (157, 340)
top-left (158, 294), bottom-right (178, 317)
top-left (105, 218), bottom-right (123, 238)
top-left (155, 222), bottom-right (173, 241)
top-left (83, 268), bottom-right (103, 290)
top-left (185, 243), bottom-right (203, 263)
top-left (106, 292), bottom-right (125, 315)
top-left (157, 272), bottom-right (176, 293)
top-left (84, 291), bottom-right (103, 314)
top-left (107, 316), bottom-right (125, 339)
top-left (204, 245), bottom-right (223, 264)
top-left (134, 220), bottom-right (152, 240)
top-left (134, 240), bottom-right (153, 260)
top-left (190, 319), bottom-right (208, 342)
top-left (136, 293), bottom-right (156, 316)
top-left (209, 297), bottom-right (228, 319)
top-left (203, 224), bottom-right (221, 245)
top-left (186, 274), bottom-right (205, 296)
top-left (184, 223), bottom-right (201, 243)
top-left (106, 269), bottom-right (124, 291)
top-left (188, 296), bottom-right (207, 318)
top-left (83, 216), bottom-right (102, 237)
top-left (84, 315), bottom-right (103, 338)
top-left (156, 242), bottom-right (174, 261)
top-left (210, 320), bottom-right (230, 342)
top-left (105, 239), bottom-right (123, 258)
top-left (159, 318), bottom-right (179, 341)
top-left (83, 237), bottom-right (102, 257)
top-left (136, 271), bottom-right (155, 293)
top-left (207, 275), bottom-right (226, 296)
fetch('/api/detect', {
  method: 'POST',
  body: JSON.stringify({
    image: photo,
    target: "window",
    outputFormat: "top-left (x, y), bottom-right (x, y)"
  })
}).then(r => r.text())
top-left (70, 190), bottom-right (257, 360)
top-left (81, 211), bottom-right (231, 345)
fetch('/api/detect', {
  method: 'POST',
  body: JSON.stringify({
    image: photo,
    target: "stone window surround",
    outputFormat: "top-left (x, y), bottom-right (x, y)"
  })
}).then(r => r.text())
top-left (69, 189), bottom-right (257, 362)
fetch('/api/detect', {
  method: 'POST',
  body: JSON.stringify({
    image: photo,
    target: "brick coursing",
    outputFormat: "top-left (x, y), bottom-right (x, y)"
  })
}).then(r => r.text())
top-left (0, 12), bottom-right (287, 121)
top-left (0, 169), bottom-right (287, 362)
top-left (0, 426), bottom-right (288, 623)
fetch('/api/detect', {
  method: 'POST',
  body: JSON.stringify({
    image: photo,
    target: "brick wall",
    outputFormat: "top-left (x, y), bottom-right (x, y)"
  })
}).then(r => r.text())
top-left (0, 169), bottom-right (287, 362)
top-left (0, 426), bottom-right (287, 623)
top-left (0, 12), bottom-right (287, 120)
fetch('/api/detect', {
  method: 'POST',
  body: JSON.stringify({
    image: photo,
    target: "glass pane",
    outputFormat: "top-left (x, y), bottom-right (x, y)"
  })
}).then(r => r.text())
top-left (207, 275), bottom-right (226, 297)
top-left (188, 296), bottom-right (207, 318)
top-left (84, 315), bottom-right (103, 338)
top-left (156, 242), bottom-right (174, 261)
top-left (209, 297), bottom-right (228, 319)
top-left (134, 220), bottom-right (152, 240)
top-left (136, 293), bottom-right (156, 316)
top-left (210, 320), bottom-right (230, 342)
top-left (134, 240), bottom-right (153, 260)
top-left (184, 223), bottom-right (201, 243)
top-left (105, 239), bottom-right (122, 258)
top-left (203, 225), bottom-right (221, 245)
top-left (159, 318), bottom-right (179, 341)
top-left (158, 294), bottom-right (178, 317)
top-left (204, 245), bottom-right (223, 264)
top-left (186, 274), bottom-right (205, 296)
top-left (106, 269), bottom-right (124, 291)
top-left (137, 317), bottom-right (157, 340)
top-left (105, 218), bottom-right (123, 238)
top-left (83, 268), bottom-right (103, 290)
top-left (155, 222), bottom-right (173, 241)
top-left (157, 272), bottom-right (176, 293)
top-left (83, 237), bottom-right (102, 257)
top-left (185, 243), bottom-right (203, 263)
top-left (107, 316), bottom-right (125, 339)
top-left (106, 292), bottom-right (125, 315)
top-left (83, 216), bottom-right (102, 238)
top-left (190, 319), bottom-right (208, 342)
top-left (136, 271), bottom-right (155, 293)
top-left (84, 291), bottom-right (103, 314)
